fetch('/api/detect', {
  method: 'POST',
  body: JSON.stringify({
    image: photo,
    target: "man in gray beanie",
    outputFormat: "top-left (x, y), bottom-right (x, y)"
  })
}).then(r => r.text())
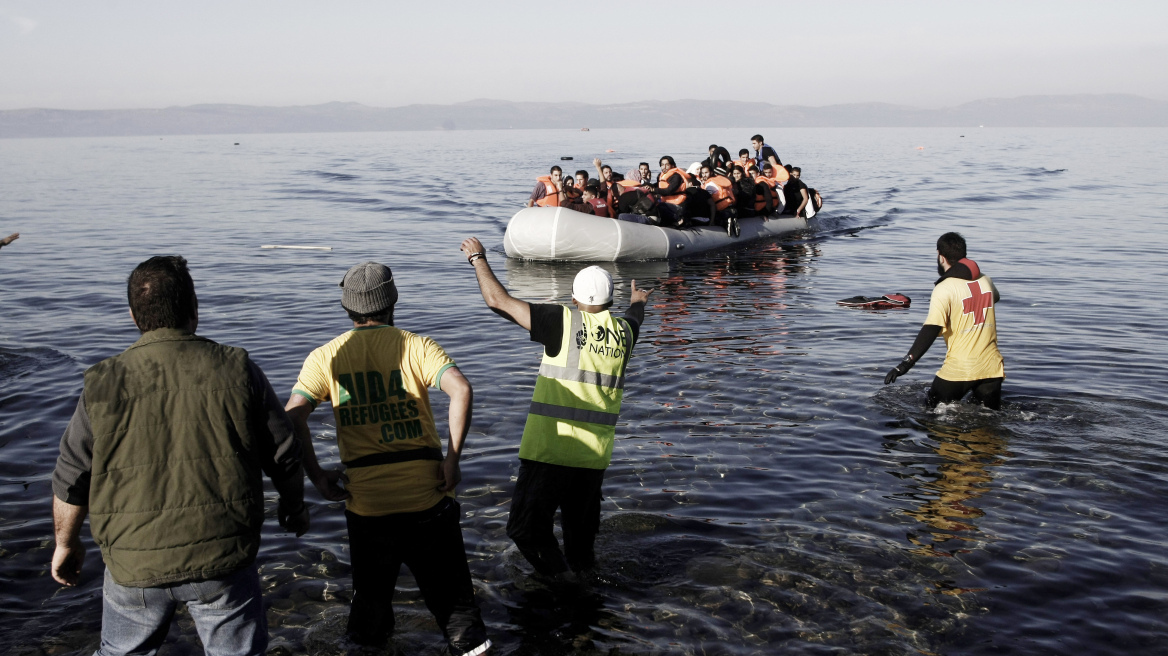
top-left (284, 262), bottom-right (491, 655)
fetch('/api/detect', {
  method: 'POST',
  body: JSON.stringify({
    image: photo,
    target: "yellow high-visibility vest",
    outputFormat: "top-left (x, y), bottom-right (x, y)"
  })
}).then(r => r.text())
top-left (519, 306), bottom-right (633, 469)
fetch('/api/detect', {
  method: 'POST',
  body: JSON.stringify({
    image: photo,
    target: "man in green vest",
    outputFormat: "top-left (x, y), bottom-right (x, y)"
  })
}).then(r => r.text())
top-left (459, 237), bottom-right (653, 581)
top-left (284, 261), bottom-right (490, 655)
top-left (51, 255), bottom-right (307, 656)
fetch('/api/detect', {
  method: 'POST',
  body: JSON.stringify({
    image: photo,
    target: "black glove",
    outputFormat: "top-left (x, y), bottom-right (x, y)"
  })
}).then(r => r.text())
top-left (884, 355), bottom-right (915, 385)
top-left (278, 498), bottom-right (309, 537)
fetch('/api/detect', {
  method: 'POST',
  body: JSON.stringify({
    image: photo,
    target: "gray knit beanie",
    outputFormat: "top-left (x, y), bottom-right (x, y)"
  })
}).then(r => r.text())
top-left (340, 262), bottom-right (398, 314)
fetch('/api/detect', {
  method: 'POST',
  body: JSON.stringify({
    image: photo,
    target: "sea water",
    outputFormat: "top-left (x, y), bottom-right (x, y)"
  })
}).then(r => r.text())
top-left (1, 128), bottom-right (1167, 655)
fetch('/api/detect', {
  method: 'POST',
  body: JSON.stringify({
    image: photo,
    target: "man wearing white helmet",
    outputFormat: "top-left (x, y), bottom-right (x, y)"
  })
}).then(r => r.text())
top-left (459, 237), bottom-right (653, 581)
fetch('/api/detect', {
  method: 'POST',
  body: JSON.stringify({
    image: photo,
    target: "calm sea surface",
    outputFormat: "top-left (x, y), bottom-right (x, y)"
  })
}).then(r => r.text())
top-left (1, 128), bottom-right (1167, 655)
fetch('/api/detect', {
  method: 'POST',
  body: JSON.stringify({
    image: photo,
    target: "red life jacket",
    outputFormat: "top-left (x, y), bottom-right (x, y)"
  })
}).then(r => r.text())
top-left (958, 258), bottom-right (981, 280)
top-left (587, 197), bottom-right (611, 218)
top-left (534, 176), bottom-right (560, 208)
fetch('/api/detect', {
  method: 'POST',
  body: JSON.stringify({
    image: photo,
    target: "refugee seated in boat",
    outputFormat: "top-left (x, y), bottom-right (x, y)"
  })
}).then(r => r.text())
top-left (655, 156), bottom-right (691, 228)
top-left (613, 186), bottom-right (660, 225)
top-left (526, 165), bottom-right (564, 208)
top-left (782, 165), bottom-right (810, 217)
top-left (698, 164), bottom-right (740, 236)
top-left (730, 166), bottom-right (757, 218)
top-left (750, 162), bottom-right (787, 217)
top-left (735, 149), bottom-right (756, 175)
top-left (562, 182), bottom-right (612, 218)
top-left (682, 168), bottom-right (714, 228)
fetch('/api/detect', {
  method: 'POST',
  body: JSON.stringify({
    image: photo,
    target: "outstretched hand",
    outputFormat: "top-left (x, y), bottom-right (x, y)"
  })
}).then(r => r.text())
top-left (460, 237), bottom-right (486, 261)
top-left (630, 279), bottom-right (654, 305)
top-left (0, 233), bottom-right (18, 247)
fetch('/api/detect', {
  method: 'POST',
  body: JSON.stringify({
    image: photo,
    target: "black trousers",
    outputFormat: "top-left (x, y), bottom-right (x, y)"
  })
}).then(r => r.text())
top-left (345, 497), bottom-right (488, 653)
top-left (928, 376), bottom-right (1004, 410)
top-left (506, 459), bottom-right (606, 576)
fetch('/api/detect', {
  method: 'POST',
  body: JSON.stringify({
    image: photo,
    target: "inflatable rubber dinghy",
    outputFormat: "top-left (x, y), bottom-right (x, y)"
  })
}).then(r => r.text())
top-left (503, 206), bottom-right (808, 262)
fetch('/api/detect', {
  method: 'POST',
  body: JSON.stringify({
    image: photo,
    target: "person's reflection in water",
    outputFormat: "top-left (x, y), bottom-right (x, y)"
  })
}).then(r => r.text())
top-left (894, 422), bottom-right (1011, 560)
top-left (502, 582), bottom-right (612, 653)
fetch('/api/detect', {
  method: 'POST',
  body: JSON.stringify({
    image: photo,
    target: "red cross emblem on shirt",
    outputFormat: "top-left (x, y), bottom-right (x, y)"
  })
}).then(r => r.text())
top-left (962, 281), bottom-right (993, 325)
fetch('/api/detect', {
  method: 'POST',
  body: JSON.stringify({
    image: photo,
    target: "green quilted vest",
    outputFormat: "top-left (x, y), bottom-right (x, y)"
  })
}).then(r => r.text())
top-left (84, 328), bottom-right (263, 587)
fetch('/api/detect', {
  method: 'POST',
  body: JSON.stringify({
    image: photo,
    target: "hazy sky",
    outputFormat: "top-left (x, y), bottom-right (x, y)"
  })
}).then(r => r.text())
top-left (1, 1), bottom-right (1165, 110)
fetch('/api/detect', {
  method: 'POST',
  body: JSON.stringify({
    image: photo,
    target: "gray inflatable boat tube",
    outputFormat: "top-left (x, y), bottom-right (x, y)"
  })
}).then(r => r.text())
top-left (503, 207), bottom-right (808, 261)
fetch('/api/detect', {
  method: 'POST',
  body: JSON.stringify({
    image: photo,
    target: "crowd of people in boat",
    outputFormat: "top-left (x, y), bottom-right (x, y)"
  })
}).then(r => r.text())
top-left (524, 135), bottom-right (823, 237)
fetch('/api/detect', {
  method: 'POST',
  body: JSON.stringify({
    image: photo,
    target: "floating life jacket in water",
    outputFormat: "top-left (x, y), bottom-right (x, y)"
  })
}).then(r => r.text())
top-left (534, 176), bottom-right (560, 207)
top-left (703, 175), bottom-right (735, 211)
top-left (657, 168), bottom-right (689, 205)
top-left (836, 294), bottom-right (911, 309)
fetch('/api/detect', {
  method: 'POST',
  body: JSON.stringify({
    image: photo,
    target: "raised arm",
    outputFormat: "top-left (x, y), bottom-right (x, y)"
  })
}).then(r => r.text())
top-left (460, 237), bottom-right (532, 330)
top-left (625, 279), bottom-right (654, 326)
top-left (436, 367), bottom-right (472, 493)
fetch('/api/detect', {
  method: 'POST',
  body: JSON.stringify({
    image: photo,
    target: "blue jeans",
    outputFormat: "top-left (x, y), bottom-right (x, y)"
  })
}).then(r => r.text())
top-left (96, 566), bottom-right (267, 656)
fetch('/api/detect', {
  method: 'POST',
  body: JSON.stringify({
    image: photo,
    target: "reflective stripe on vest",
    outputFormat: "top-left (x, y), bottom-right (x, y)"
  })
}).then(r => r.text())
top-left (519, 306), bottom-right (633, 469)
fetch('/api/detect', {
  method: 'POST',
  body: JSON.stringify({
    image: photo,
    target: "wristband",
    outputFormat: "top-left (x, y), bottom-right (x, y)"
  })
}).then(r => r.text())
top-left (467, 252), bottom-right (485, 264)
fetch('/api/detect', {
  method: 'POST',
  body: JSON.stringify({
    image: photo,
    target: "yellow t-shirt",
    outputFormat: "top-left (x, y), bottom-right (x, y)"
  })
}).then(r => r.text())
top-left (924, 276), bottom-right (1005, 382)
top-left (292, 325), bottom-right (457, 516)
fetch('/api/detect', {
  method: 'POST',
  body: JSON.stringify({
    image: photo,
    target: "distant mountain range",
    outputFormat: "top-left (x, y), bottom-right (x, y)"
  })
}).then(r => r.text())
top-left (2, 94), bottom-right (1165, 138)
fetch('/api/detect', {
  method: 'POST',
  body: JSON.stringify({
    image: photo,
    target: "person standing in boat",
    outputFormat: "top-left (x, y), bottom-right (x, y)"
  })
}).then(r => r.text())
top-left (883, 232), bottom-right (1005, 409)
top-left (526, 166), bottom-right (565, 208)
top-left (458, 238), bottom-right (653, 583)
top-left (751, 134), bottom-right (783, 170)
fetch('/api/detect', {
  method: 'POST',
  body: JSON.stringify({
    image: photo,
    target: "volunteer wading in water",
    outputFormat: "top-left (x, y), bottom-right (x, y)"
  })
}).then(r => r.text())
top-left (284, 262), bottom-right (490, 655)
top-left (459, 237), bottom-right (653, 581)
top-left (884, 232), bottom-right (1005, 408)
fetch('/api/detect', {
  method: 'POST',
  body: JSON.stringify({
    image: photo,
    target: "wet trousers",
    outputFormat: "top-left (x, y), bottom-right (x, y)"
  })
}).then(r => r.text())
top-left (928, 376), bottom-right (1004, 410)
top-left (506, 458), bottom-right (606, 576)
top-left (345, 498), bottom-right (489, 654)
top-left (96, 566), bottom-right (265, 656)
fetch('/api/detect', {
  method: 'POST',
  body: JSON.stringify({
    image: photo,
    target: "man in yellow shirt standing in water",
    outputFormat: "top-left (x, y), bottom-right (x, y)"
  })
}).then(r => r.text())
top-left (284, 262), bottom-right (490, 656)
top-left (459, 237), bottom-right (652, 582)
top-left (884, 232), bottom-right (1005, 409)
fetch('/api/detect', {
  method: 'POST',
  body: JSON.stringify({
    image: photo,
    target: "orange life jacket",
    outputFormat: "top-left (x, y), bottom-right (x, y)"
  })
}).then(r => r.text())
top-left (754, 174), bottom-right (779, 214)
top-left (657, 168), bottom-right (689, 205)
top-left (703, 175), bottom-right (735, 211)
top-left (534, 176), bottom-right (560, 208)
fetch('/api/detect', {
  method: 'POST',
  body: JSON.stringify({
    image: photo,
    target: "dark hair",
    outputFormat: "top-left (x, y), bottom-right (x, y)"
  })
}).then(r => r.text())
top-left (601, 165), bottom-right (612, 173)
top-left (739, 148), bottom-right (750, 156)
top-left (700, 163), bottom-right (712, 174)
top-left (127, 255), bottom-right (197, 333)
top-left (751, 134), bottom-right (764, 142)
top-left (583, 182), bottom-right (600, 195)
top-left (784, 164), bottom-right (793, 173)
top-left (937, 232), bottom-right (967, 263)
top-left (791, 166), bottom-right (801, 174)
top-left (575, 169), bottom-right (589, 178)
top-left (346, 307), bottom-right (393, 325)
top-left (762, 162), bottom-right (773, 172)
top-left (638, 162), bottom-right (650, 169)
top-left (549, 165), bottom-right (562, 174)
top-left (659, 155), bottom-right (676, 168)
top-left (708, 144), bottom-right (718, 150)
